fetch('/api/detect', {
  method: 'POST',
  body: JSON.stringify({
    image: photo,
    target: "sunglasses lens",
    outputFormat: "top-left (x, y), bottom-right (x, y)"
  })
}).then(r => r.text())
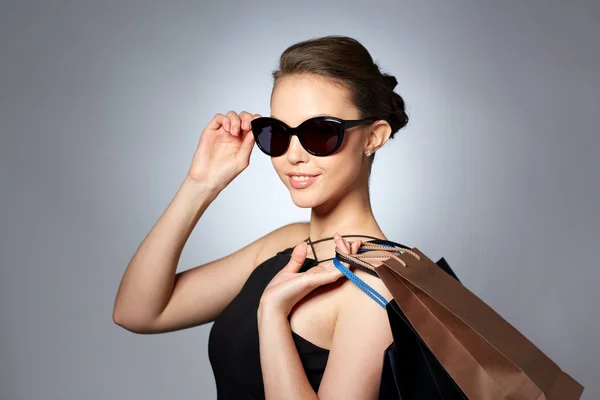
top-left (252, 119), bottom-right (289, 156)
top-left (301, 119), bottom-right (341, 155)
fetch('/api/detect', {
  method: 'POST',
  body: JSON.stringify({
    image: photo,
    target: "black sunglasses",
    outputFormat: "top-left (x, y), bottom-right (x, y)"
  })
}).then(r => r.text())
top-left (251, 115), bottom-right (375, 157)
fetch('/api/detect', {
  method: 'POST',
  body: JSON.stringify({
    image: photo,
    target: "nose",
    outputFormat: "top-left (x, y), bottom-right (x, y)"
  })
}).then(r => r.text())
top-left (286, 135), bottom-right (309, 164)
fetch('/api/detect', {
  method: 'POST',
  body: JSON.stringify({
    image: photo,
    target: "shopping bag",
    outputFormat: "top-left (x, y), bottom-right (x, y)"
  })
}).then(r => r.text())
top-left (335, 242), bottom-right (584, 399)
top-left (334, 239), bottom-right (467, 399)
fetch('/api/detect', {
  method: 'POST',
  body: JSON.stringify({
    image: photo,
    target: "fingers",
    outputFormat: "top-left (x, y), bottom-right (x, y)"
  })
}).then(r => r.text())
top-left (323, 235), bottom-right (362, 280)
top-left (238, 111), bottom-right (254, 132)
top-left (229, 110), bottom-right (263, 135)
top-left (206, 113), bottom-right (226, 131)
top-left (333, 232), bottom-right (351, 254)
top-left (282, 242), bottom-right (308, 273)
top-left (350, 239), bottom-right (363, 255)
top-left (225, 110), bottom-right (241, 136)
top-left (235, 111), bottom-right (257, 156)
top-left (240, 124), bottom-right (256, 152)
top-left (208, 111), bottom-right (262, 137)
top-left (208, 113), bottom-right (235, 136)
top-left (305, 260), bottom-right (344, 286)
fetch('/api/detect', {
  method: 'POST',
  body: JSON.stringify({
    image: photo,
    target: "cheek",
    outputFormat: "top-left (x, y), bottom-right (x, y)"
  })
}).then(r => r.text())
top-left (320, 156), bottom-right (361, 185)
top-left (270, 156), bottom-right (278, 167)
top-left (271, 158), bottom-right (287, 178)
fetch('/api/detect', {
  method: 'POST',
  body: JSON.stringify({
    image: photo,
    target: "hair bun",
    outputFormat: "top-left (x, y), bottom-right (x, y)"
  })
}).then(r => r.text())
top-left (382, 74), bottom-right (398, 90)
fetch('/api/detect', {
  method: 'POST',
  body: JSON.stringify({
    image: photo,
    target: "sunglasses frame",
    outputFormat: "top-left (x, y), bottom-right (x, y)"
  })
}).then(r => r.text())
top-left (251, 115), bottom-right (376, 157)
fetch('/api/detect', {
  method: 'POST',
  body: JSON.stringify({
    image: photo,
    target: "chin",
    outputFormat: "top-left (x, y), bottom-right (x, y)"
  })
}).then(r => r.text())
top-left (279, 175), bottom-right (321, 208)
top-left (288, 191), bottom-right (322, 209)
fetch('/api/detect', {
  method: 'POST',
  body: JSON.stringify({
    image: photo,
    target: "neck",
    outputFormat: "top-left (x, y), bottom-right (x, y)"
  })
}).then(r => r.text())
top-left (307, 180), bottom-right (386, 243)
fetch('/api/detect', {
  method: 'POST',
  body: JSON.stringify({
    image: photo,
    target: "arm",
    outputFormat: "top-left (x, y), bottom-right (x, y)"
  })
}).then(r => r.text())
top-left (316, 278), bottom-right (393, 399)
top-left (112, 175), bottom-right (309, 334)
top-left (258, 280), bottom-right (392, 399)
top-left (257, 236), bottom-right (393, 399)
top-left (112, 177), bottom-right (219, 332)
top-left (258, 307), bottom-right (318, 399)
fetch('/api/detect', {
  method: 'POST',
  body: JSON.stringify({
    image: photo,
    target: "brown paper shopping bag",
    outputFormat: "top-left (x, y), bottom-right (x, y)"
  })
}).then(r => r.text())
top-left (340, 243), bottom-right (584, 399)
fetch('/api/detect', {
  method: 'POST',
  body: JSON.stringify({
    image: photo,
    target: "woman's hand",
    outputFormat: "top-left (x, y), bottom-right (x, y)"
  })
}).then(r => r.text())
top-left (258, 234), bottom-right (363, 317)
top-left (186, 110), bottom-right (262, 192)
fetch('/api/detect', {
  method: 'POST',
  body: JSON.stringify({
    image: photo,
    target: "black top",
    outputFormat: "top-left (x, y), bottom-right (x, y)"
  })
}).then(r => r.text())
top-left (207, 236), bottom-right (407, 399)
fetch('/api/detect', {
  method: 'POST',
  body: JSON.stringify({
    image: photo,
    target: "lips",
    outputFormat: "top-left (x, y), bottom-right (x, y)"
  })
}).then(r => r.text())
top-left (287, 173), bottom-right (319, 177)
top-left (287, 173), bottom-right (320, 189)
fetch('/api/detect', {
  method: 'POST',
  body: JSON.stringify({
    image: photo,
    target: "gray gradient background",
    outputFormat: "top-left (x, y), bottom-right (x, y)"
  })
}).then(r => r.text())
top-left (1, 1), bottom-right (598, 399)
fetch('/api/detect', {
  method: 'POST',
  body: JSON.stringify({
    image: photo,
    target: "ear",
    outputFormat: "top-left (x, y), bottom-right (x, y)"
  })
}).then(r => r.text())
top-left (364, 120), bottom-right (392, 154)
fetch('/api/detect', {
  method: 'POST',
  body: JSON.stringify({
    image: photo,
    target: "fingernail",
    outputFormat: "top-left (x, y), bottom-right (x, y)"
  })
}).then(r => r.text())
top-left (334, 232), bottom-right (340, 240)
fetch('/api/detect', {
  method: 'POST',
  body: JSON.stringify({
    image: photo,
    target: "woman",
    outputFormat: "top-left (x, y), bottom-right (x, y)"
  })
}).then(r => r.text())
top-left (113, 35), bottom-right (410, 399)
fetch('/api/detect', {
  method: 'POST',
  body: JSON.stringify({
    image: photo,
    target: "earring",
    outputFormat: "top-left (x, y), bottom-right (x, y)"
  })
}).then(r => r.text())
top-left (365, 150), bottom-right (372, 157)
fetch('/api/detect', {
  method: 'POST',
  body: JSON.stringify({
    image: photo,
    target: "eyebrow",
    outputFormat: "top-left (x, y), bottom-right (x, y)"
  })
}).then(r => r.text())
top-left (269, 113), bottom-right (336, 121)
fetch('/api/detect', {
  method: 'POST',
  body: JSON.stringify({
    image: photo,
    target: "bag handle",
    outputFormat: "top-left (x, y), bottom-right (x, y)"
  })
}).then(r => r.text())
top-left (303, 234), bottom-right (386, 266)
top-left (332, 242), bottom-right (420, 310)
top-left (335, 242), bottom-right (421, 275)
top-left (332, 257), bottom-right (388, 309)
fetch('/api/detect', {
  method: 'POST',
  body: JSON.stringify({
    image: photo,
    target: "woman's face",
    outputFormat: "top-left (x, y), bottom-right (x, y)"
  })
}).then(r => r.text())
top-left (269, 74), bottom-right (371, 209)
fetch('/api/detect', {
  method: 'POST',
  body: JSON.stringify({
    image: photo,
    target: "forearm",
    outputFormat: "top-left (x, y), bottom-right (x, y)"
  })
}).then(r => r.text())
top-left (113, 177), bottom-right (219, 324)
top-left (258, 306), bottom-right (319, 400)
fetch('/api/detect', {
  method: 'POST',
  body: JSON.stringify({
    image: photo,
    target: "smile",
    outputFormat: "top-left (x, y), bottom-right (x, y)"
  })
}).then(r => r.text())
top-left (288, 175), bottom-right (320, 189)
top-left (290, 176), bottom-right (313, 181)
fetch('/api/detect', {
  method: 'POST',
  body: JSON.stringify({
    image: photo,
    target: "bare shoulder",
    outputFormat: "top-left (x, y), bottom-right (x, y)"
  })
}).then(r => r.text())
top-left (337, 268), bottom-right (393, 306)
top-left (254, 221), bottom-right (310, 267)
top-left (318, 269), bottom-right (393, 397)
top-left (335, 268), bottom-right (394, 345)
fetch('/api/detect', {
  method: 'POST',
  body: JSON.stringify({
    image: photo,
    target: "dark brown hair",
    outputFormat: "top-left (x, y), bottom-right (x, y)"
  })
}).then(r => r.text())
top-left (272, 35), bottom-right (409, 153)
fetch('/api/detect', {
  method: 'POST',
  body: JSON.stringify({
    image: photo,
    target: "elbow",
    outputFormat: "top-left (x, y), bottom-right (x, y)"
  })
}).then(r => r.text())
top-left (112, 308), bottom-right (154, 334)
top-left (112, 308), bottom-right (134, 331)
top-left (112, 309), bottom-right (128, 329)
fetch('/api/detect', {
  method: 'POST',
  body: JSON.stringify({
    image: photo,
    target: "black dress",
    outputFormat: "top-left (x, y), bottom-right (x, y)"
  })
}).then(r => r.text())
top-left (207, 236), bottom-right (406, 399)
